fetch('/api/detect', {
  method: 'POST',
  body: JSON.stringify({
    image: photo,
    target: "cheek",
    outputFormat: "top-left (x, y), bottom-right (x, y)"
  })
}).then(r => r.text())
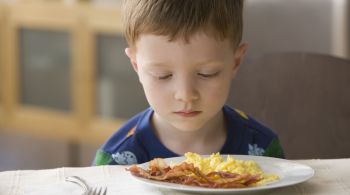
top-left (141, 80), bottom-right (170, 104)
top-left (202, 78), bottom-right (231, 101)
top-left (207, 86), bottom-right (229, 102)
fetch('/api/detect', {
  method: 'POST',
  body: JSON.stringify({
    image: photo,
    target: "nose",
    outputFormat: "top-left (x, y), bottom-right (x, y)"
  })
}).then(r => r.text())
top-left (174, 78), bottom-right (199, 103)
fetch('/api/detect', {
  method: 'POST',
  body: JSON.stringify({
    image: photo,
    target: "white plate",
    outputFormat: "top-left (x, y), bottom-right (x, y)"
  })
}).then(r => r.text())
top-left (129, 155), bottom-right (315, 194)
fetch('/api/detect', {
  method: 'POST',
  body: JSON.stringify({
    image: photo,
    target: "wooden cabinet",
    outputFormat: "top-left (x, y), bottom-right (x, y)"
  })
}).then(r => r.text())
top-left (0, 2), bottom-right (148, 147)
top-left (0, 4), bottom-right (4, 125)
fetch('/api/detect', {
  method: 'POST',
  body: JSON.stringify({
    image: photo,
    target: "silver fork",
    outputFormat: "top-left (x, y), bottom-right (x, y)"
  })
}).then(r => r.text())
top-left (65, 176), bottom-right (107, 195)
top-left (86, 186), bottom-right (107, 195)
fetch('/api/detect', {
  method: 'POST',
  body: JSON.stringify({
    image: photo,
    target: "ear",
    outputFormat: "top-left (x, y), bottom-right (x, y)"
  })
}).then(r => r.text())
top-left (125, 47), bottom-right (138, 73)
top-left (231, 43), bottom-right (248, 78)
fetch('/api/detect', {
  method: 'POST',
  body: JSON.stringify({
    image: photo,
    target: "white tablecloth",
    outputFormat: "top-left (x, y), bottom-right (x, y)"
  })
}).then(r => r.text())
top-left (1, 159), bottom-right (350, 195)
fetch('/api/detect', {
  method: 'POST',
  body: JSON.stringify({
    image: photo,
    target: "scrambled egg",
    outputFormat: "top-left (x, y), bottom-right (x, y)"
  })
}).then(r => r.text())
top-left (183, 152), bottom-right (279, 185)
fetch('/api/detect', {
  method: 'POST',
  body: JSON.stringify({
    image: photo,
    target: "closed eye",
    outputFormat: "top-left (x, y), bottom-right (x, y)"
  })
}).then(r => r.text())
top-left (198, 72), bottom-right (220, 78)
top-left (157, 74), bottom-right (172, 80)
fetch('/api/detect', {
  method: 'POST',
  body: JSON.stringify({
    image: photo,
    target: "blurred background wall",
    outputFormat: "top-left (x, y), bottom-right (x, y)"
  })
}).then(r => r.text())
top-left (244, 0), bottom-right (349, 59)
top-left (0, 0), bottom-right (349, 171)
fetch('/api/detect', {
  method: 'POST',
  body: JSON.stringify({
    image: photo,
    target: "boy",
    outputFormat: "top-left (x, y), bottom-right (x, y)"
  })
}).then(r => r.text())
top-left (94, 0), bottom-right (284, 166)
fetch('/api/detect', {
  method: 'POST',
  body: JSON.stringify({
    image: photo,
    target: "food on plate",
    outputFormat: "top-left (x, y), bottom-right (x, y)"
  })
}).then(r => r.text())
top-left (184, 152), bottom-right (279, 186)
top-left (126, 152), bottom-right (279, 188)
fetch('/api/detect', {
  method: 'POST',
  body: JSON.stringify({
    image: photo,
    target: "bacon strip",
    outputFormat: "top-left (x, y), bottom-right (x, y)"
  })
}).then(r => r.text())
top-left (126, 158), bottom-right (262, 188)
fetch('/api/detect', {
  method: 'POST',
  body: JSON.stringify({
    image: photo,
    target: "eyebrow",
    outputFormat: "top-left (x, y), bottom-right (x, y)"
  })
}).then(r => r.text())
top-left (194, 60), bottom-right (226, 68)
top-left (141, 61), bottom-right (171, 68)
top-left (196, 60), bottom-right (223, 65)
top-left (142, 59), bottom-right (224, 68)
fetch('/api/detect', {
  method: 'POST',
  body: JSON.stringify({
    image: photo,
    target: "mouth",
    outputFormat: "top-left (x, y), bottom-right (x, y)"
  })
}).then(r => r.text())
top-left (174, 110), bottom-right (202, 117)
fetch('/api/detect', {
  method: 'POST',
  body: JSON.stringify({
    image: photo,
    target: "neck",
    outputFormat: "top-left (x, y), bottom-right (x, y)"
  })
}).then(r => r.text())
top-left (151, 111), bottom-right (227, 155)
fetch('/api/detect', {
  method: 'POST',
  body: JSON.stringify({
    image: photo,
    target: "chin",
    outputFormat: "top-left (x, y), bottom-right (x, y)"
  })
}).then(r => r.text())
top-left (171, 122), bottom-right (204, 132)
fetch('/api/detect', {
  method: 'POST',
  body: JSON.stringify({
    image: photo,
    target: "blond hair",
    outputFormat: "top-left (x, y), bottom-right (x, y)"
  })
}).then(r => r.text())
top-left (123, 0), bottom-right (244, 50)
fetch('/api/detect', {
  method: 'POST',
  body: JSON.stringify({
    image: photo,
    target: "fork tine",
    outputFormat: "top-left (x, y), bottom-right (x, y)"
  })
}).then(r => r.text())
top-left (87, 187), bottom-right (97, 195)
top-left (102, 187), bottom-right (107, 195)
top-left (97, 187), bottom-right (102, 195)
top-left (101, 187), bottom-right (107, 195)
top-left (87, 186), bottom-right (107, 195)
top-left (93, 187), bottom-right (98, 195)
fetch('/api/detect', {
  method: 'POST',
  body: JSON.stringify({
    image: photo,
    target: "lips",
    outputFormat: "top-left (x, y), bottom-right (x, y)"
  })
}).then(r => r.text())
top-left (174, 110), bottom-right (202, 117)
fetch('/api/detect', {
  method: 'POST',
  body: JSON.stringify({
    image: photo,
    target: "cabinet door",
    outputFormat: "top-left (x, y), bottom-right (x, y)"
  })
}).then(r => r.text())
top-left (0, 4), bottom-right (4, 113)
top-left (96, 34), bottom-right (148, 119)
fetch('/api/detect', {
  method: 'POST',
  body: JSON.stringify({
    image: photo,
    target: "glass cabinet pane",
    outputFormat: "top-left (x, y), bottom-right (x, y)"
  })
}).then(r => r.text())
top-left (19, 28), bottom-right (71, 111)
top-left (96, 34), bottom-right (148, 119)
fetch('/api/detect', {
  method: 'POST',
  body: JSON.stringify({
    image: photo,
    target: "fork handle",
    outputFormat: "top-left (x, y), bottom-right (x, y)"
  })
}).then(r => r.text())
top-left (65, 176), bottom-right (90, 192)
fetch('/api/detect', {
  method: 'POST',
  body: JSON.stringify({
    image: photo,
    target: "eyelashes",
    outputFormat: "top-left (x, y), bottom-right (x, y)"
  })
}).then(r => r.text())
top-left (157, 74), bottom-right (172, 80)
top-left (155, 72), bottom-right (220, 80)
top-left (197, 72), bottom-right (220, 78)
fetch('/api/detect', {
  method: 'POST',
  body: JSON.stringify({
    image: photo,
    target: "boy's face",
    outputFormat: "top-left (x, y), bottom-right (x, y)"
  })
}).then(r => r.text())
top-left (126, 32), bottom-right (247, 132)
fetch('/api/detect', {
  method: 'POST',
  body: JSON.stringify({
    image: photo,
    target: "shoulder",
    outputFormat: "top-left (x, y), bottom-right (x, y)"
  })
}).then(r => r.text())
top-left (94, 108), bottom-right (152, 165)
top-left (224, 105), bottom-right (276, 138)
top-left (224, 105), bottom-right (284, 158)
